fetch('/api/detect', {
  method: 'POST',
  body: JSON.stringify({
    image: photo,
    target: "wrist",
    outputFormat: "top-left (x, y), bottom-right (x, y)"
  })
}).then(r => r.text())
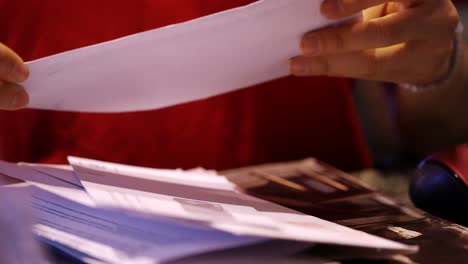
top-left (399, 22), bottom-right (464, 92)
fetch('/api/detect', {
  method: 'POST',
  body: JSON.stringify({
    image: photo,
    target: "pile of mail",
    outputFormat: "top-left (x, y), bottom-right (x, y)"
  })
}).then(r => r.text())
top-left (0, 157), bottom-right (416, 264)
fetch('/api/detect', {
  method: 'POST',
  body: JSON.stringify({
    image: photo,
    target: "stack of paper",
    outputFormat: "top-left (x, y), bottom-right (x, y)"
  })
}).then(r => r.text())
top-left (0, 185), bottom-right (49, 264)
top-left (0, 157), bottom-right (416, 264)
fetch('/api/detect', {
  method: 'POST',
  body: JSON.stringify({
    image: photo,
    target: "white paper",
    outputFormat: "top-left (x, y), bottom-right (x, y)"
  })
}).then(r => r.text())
top-left (0, 184), bottom-right (50, 264)
top-left (0, 159), bottom-right (418, 263)
top-left (19, 163), bottom-right (82, 188)
top-left (23, 0), bottom-right (347, 113)
top-left (0, 161), bottom-right (76, 189)
top-left (0, 161), bottom-right (265, 263)
top-left (64, 157), bottom-right (237, 191)
top-left (69, 156), bottom-right (417, 253)
top-left (31, 186), bottom-right (262, 264)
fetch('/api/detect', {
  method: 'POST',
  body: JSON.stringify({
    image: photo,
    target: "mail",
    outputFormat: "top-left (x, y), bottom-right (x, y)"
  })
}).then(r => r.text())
top-left (23, 0), bottom-right (353, 113)
top-left (0, 185), bottom-right (50, 264)
top-left (0, 157), bottom-right (417, 264)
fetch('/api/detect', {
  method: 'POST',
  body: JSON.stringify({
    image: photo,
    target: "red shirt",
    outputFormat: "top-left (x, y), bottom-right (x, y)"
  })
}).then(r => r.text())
top-left (0, 0), bottom-right (371, 171)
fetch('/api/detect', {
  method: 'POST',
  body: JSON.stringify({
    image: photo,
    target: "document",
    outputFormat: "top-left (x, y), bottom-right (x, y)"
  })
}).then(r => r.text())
top-left (0, 161), bottom-right (78, 190)
top-left (32, 186), bottom-right (262, 264)
top-left (0, 184), bottom-right (50, 264)
top-left (23, 0), bottom-right (350, 113)
top-left (19, 162), bottom-right (82, 187)
top-left (68, 156), bottom-right (417, 253)
top-left (0, 164), bottom-right (264, 264)
top-left (0, 158), bottom-right (418, 263)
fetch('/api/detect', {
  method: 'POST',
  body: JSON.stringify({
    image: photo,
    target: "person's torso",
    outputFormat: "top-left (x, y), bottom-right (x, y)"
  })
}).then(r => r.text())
top-left (0, 0), bottom-right (371, 170)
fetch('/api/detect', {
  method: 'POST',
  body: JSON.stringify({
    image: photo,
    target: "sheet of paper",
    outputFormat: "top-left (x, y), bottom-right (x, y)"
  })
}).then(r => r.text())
top-left (0, 160), bottom-right (77, 189)
top-left (23, 0), bottom-right (349, 113)
top-left (0, 184), bottom-right (50, 264)
top-left (64, 157), bottom-right (237, 191)
top-left (69, 156), bottom-right (417, 253)
top-left (19, 162), bottom-right (82, 187)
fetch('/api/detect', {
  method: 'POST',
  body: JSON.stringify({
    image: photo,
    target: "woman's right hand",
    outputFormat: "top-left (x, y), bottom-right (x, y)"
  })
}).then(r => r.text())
top-left (0, 43), bottom-right (29, 110)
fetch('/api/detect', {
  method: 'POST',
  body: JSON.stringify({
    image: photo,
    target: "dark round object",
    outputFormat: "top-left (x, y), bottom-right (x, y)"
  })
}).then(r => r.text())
top-left (410, 160), bottom-right (468, 227)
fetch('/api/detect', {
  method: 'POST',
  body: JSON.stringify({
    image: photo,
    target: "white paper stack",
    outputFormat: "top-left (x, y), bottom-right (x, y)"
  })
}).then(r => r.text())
top-left (0, 157), bottom-right (416, 264)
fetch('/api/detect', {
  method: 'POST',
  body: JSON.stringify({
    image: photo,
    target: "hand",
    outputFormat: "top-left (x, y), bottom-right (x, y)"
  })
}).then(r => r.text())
top-left (289, 0), bottom-right (460, 85)
top-left (0, 43), bottom-right (29, 110)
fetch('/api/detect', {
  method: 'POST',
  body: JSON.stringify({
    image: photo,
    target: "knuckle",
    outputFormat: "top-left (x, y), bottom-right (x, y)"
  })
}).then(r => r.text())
top-left (0, 59), bottom-right (15, 80)
top-left (340, 0), bottom-right (359, 15)
top-left (341, 0), bottom-right (377, 16)
top-left (5, 59), bottom-right (16, 80)
top-left (370, 22), bottom-right (398, 46)
top-left (338, 0), bottom-right (352, 15)
top-left (323, 29), bottom-right (346, 52)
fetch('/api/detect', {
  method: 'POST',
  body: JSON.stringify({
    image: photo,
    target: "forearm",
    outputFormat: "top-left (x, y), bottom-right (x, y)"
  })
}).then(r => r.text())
top-left (398, 43), bottom-right (468, 156)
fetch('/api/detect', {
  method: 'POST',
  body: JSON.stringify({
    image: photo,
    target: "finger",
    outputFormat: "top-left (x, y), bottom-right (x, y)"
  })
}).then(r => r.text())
top-left (302, 6), bottom-right (456, 56)
top-left (290, 51), bottom-right (384, 79)
top-left (290, 43), bottom-right (439, 83)
top-left (363, 2), bottom-right (404, 20)
top-left (321, 0), bottom-right (424, 19)
top-left (0, 81), bottom-right (29, 110)
top-left (0, 43), bottom-right (29, 83)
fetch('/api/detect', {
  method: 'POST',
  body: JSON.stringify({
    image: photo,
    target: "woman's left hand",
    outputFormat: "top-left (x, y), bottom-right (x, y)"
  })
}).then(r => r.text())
top-left (289, 0), bottom-right (460, 85)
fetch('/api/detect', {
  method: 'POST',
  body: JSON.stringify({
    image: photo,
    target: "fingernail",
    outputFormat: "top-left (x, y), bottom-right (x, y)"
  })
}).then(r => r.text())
top-left (10, 90), bottom-right (29, 109)
top-left (289, 60), bottom-right (308, 76)
top-left (302, 35), bottom-right (321, 56)
top-left (12, 63), bottom-right (29, 82)
top-left (321, 0), bottom-right (340, 18)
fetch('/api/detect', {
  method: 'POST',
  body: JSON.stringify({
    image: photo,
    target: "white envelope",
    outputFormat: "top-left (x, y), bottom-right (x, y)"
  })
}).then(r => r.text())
top-left (23, 0), bottom-right (349, 113)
